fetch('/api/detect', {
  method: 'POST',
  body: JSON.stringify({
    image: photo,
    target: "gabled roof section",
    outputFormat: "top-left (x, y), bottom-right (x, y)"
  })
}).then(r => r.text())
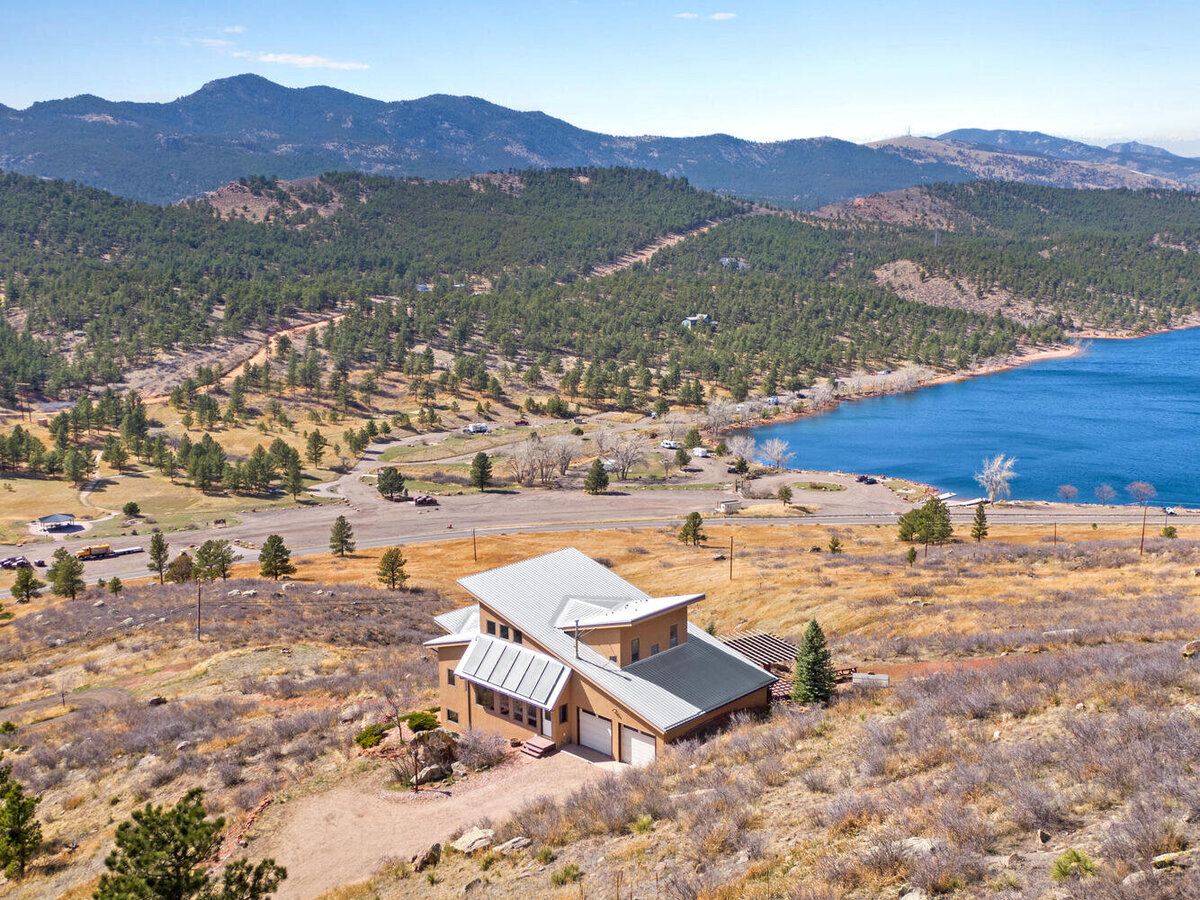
top-left (454, 634), bottom-right (571, 711)
top-left (455, 548), bottom-right (775, 732)
top-left (424, 604), bottom-right (479, 647)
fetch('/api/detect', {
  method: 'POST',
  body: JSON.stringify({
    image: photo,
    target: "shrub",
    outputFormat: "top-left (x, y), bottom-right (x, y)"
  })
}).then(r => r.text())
top-left (457, 730), bottom-right (508, 770)
top-left (550, 862), bottom-right (583, 886)
top-left (535, 847), bottom-right (555, 865)
top-left (631, 814), bottom-right (653, 834)
top-left (355, 723), bottom-right (390, 749)
top-left (1050, 849), bottom-right (1097, 882)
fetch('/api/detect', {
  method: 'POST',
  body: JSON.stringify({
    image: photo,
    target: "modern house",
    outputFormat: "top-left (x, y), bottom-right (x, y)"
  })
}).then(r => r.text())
top-left (681, 313), bottom-right (713, 329)
top-left (425, 548), bottom-right (775, 764)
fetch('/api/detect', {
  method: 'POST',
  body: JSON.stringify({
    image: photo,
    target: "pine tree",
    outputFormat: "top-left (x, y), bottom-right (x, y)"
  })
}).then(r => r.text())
top-left (195, 540), bottom-right (235, 581)
top-left (792, 619), bottom-right (836, 704)
top-left (0, 771), bottom-right (42, 879)
top-left (258, 535), bottom-right (296, 581)
top-left (329, 516), bottom-right (355, 557)
top-left (469, 452), bottom-right (492, 490)
top-left (584, 458), bottom-right (609, 494)
top-left (148, 531), bottom-right (169, 584)
top-left (107, 576), bottom-right (122, 596)
top-left (678, 512), bottom-right (706, 546)
top-left (284, 459), bottom-right (304, 500)
top-left (305, 429), bottom-right (327, 468)
top-left (10, 567), bottom-right (44, 603)
top-left (971, 502), bottom-right (989, 542)
top-left (376, 466), bottom-right (405, 500)
top-left (47, 549), bottom-right (85, 600)
top-left (94, 788), bottom-right (285, 900)
top-left (376, 547), bottom-right (409, 590)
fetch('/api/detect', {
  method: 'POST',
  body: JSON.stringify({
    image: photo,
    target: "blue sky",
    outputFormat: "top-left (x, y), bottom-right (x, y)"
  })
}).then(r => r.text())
top-left (4, 0), bottom-right (1200, 152)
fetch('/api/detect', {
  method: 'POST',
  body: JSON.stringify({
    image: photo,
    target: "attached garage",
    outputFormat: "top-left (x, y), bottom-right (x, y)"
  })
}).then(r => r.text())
top-left (578, 709), bottom-right (613, 757)
top-left (620, 724), bottom-right (657, 766)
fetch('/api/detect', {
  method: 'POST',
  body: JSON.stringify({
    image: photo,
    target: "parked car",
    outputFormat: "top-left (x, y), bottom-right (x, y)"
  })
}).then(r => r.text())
top-left (414, 496), bottom-right (439, 507)
top-left (864, 477), bottom-right (878, 485)
top-left (855, 474), bottom-right (869, 483)
top-left (660, 439), bottom-right (682, 450)
top-left (514, 419), bottom-right (530, 426)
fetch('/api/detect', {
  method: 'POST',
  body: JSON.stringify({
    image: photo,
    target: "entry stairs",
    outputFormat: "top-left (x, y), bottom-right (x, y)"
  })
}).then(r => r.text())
top-left (521, 736), bottom-right (558, 759)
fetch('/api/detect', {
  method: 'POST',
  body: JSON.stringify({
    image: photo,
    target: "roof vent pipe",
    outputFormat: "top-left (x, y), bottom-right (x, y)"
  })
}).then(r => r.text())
top-left (575, 619), bottom-right (580, 658)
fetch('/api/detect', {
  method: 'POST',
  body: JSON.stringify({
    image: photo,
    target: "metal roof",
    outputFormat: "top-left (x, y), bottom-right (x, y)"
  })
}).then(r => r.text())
top-left (36, 513), bottom-right (76, 524)
top-left (455, 548), bottom-right (775, 733)
top-left (552, 593), bottom-right (703, 629)
top-left (454, 634), bottom-right (571, 711)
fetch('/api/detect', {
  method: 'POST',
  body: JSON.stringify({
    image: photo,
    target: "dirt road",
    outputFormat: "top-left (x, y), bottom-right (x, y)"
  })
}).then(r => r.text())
top-left (250, 751), bottom-right (601, 900)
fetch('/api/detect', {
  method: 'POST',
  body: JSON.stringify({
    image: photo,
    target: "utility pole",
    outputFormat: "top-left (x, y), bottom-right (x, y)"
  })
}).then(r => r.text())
top-left (1139, 501), bottom-right (1148, 556)
top-left (1053, 522), bottom-right (1057, 545)
top-left (729, 535), bottom-right (734, 581)
top-left (472, 528), bottom-right (477, 562)
top-left (196, 580), bottom-right (202, 641)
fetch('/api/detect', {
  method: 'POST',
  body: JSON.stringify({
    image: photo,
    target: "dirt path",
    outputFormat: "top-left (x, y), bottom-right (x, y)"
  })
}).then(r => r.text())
top-left (249, 750), bottom-right (601, 900)
top-left (585, 215), bottom-right (745, 278)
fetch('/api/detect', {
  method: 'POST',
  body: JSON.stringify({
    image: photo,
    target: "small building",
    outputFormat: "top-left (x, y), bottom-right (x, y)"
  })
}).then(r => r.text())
top-left (34, 513), bottom-right (76, 533)
top-left (681, 313), bottom-right (713, 329)
top-left (690, 447), bottom-right (709, 458)
top-left (715, 499), bottom-right (741, 514)
top-left (425, 549), bottom-right (775, 763)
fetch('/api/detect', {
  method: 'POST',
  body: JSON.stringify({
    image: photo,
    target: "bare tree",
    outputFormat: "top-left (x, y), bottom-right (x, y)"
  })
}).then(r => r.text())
top-left (662, 413), bottom-right (690, 441)
top-left (1056, 484), bottom-right (1079, 502)
top-left (974, 454), bottom-right (1018, 502)
top-left (809, 383), bottom-right (835, 408)
top-left (726, 434), bottom-right (757, 463)
top-left (548, 434), bottom-right (583, 476)
top-left (610, 435), bottom-right (648, 480)
top-left (1094, 483), bottom-right (1117, 505)
top-left (760, 438), bottom-right (794, 471)
top-left (1127, 481), bottom-right (1157, 505)
top-left (704, 398), bottom-right (737, 434)
top-left (593, 428), bottom-right (620, 456)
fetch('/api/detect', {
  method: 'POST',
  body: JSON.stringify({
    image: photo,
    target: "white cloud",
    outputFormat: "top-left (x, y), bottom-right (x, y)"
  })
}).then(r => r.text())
top-left (199, 38), bottom-right (234, 49)
top-left (709, 11), bottom-right (736, 20)
top-left (231, 50), bottom-right (370, 71)
top-left (673, 12), bottom-right (699, 18)
top-left (223, 25), bottom-right (246, 33)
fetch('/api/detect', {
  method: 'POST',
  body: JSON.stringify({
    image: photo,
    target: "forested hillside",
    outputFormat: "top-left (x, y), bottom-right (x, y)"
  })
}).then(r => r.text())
top-left (4, 170), bottom-right (1200, 407)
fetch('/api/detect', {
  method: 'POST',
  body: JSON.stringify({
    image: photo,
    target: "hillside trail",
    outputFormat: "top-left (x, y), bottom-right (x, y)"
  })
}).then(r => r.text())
top-left (584, 212), bottom-right (755, 278)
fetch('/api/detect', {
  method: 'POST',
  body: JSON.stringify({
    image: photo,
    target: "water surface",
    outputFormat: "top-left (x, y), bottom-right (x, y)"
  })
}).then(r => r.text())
top-left (751, 328), bottom-right (1200, 506)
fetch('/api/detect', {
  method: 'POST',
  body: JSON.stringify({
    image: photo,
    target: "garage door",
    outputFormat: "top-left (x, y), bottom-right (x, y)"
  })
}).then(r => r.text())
top-left (620, 725), bottom-right (656, 767)
top-left (578, 709), bottom-right (613, 757)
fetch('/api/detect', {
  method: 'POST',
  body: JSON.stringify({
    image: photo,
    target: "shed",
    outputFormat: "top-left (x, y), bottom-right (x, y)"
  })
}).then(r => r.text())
top-left (35, 513), bottom-right (76, 532)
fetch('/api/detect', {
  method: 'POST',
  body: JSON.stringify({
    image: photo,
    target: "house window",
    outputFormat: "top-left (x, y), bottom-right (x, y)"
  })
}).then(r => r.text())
top-left (650, 643), bottom-right (659, 656)
top-left (527, 705), bottom-right (538, 727)
top-left (447, 670), bottom-right (456, 686)
top-left (474, 686), bottom-right (494, 710)
top-left (447, 709), bottom-right (459, 723)
top-left (486, 620), bottom-right (496, 635)
top-left (512, 699), bottom-right (524, 723)
top-left (500, 624), bottom-right (510, 640)
top-left (630, 638), bottom-right (640, 663)
top-left (669, 624), bottom-right (679, 648)
top-left (499, 694), bottom-right (511, 716)
top-left (514, 629), bottom-right (523, 644)
top-left (559, 704), bottom-right (569, 724)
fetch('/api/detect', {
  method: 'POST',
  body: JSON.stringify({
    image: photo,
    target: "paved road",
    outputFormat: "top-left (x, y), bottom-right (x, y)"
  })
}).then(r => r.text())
top-left (44, 433), bottom-right (1193, 583)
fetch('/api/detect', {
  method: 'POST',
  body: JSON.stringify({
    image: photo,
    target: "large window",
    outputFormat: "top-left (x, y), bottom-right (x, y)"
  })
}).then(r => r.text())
top-left (447, 709), bottom-right (459, 723)
top-left (514, 629), bottom-right (524, 644)
top-left (447, 670), bottom-right (455, 686)
top-left (474, 685), bottom-right (494, 710)
top-left (669, 624), bottom-right (678, 648)
top-left (486, 620), bottom-right (496, 635)
top-left (650, 643), bottom-right (659, 656)
top-left (630, 638), bottom-right (640, 663)
top-left (559, 704), bottom-right (569, 724)
top-left (500, 624), bottom-right (510, 640)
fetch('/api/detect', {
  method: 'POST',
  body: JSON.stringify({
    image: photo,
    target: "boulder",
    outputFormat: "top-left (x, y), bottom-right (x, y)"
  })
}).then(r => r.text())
top-left (495, 836), bottom-right (531, 854)
top-left (901, 837), bottom-right (947, 857)
top-left (412, 843), bottom-right (440, 872)
top-left (175, 740), bottom-right (192, 752)
top-left (1182, 640), bottom-right (1200, 658)
top-left (1037, 829), bottom-right (1052, 844)
top-left (338, 704), bottom-right (362, 724)
top-left (416, 764), bottom-right (448, 785)
top-left (450, 827), bottom-right (495, 854)
top-left (463, 878), bottom-right (483, 895)
top-left (227, 589), bottom-right (241, 597)
top-left (899, 889), bottom-right (931, 900)
top-left (93, 599), bottom-right (105, 607)
top-left (451, 761), bottom-right (468, 779)
top-left (1152, 849), bottom-right (1197, 869)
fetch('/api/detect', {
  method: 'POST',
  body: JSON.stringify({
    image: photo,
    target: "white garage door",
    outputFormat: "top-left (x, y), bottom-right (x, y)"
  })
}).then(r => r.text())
top-left (620, 725), bottom-right (657, 767)
top-left (578, 709), bottom-right (613, 757)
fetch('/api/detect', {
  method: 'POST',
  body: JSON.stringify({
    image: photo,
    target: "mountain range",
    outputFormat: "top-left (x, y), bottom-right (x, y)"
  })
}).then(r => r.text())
top-left (2, 74), bottom-right (1198, 207)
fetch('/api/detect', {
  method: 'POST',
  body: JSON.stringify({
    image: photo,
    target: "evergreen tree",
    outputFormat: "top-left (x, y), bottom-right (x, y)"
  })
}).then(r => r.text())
top-left (898, 496), bottom-right (953, 555)
top-left (94, 788), bottom-right (285, 900)
top-left (0, 770), bottom-right (42, 879)
top-left (284, 459), bottom-right (304, 500)
top-left (166, 553), bottom-right (194, 584)
top-left (11, 567), bottom-right (44, 603)
top-left (584, 458), bottom-right (609, 494)
top-left (48, 548), bottom-right (85, 600)
top-left (674, 447), bottom-right (690, 470)
top-left (195, 540), bottom-right (235, 581)
top-left (329, 516), bottom-right (355, 557)
top-left (791, 619), bottom-right (836, 704)
top-left (107, 576), bottom-right (122, 596)
top-left (376, 466), bottom-right (405, 500)
top-left (678, 511), bottom-right (706, 546)
top-left (305, 430), bottom-right (327, 468)
top-left (376, 547), bottom-right (409, 590)
top-left (971, 502), bottom-right (989, 542)
top-left (258, 535), bottom-right (296, 581)
top-left (469, 451), bottom-right (493, 490)
top-left (777, 485), bottom-right (793, 506)
top-left (147, 531), bottom-right (169, 584)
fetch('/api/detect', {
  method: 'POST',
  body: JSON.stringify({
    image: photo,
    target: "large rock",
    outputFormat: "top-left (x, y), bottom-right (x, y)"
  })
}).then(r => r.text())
top-left (412, 843), bottom-right (440, 872)
top-left (1152, 849), bottom-right (1197, 869)
top-left (416, 764), bottom-right (448, 785)
top-left (495, 836), bottom-right (531, 854)
top-left (450, 827), bottom-right (495, 854)
top-left (338, 704), bottom-right (361, 724)
top-left (901, 837), bottom-right (947, 857)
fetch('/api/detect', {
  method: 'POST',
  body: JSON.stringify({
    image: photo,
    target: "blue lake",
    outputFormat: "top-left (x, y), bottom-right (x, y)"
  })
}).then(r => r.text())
top-left (751, 327), bottom-right (1200, 506)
